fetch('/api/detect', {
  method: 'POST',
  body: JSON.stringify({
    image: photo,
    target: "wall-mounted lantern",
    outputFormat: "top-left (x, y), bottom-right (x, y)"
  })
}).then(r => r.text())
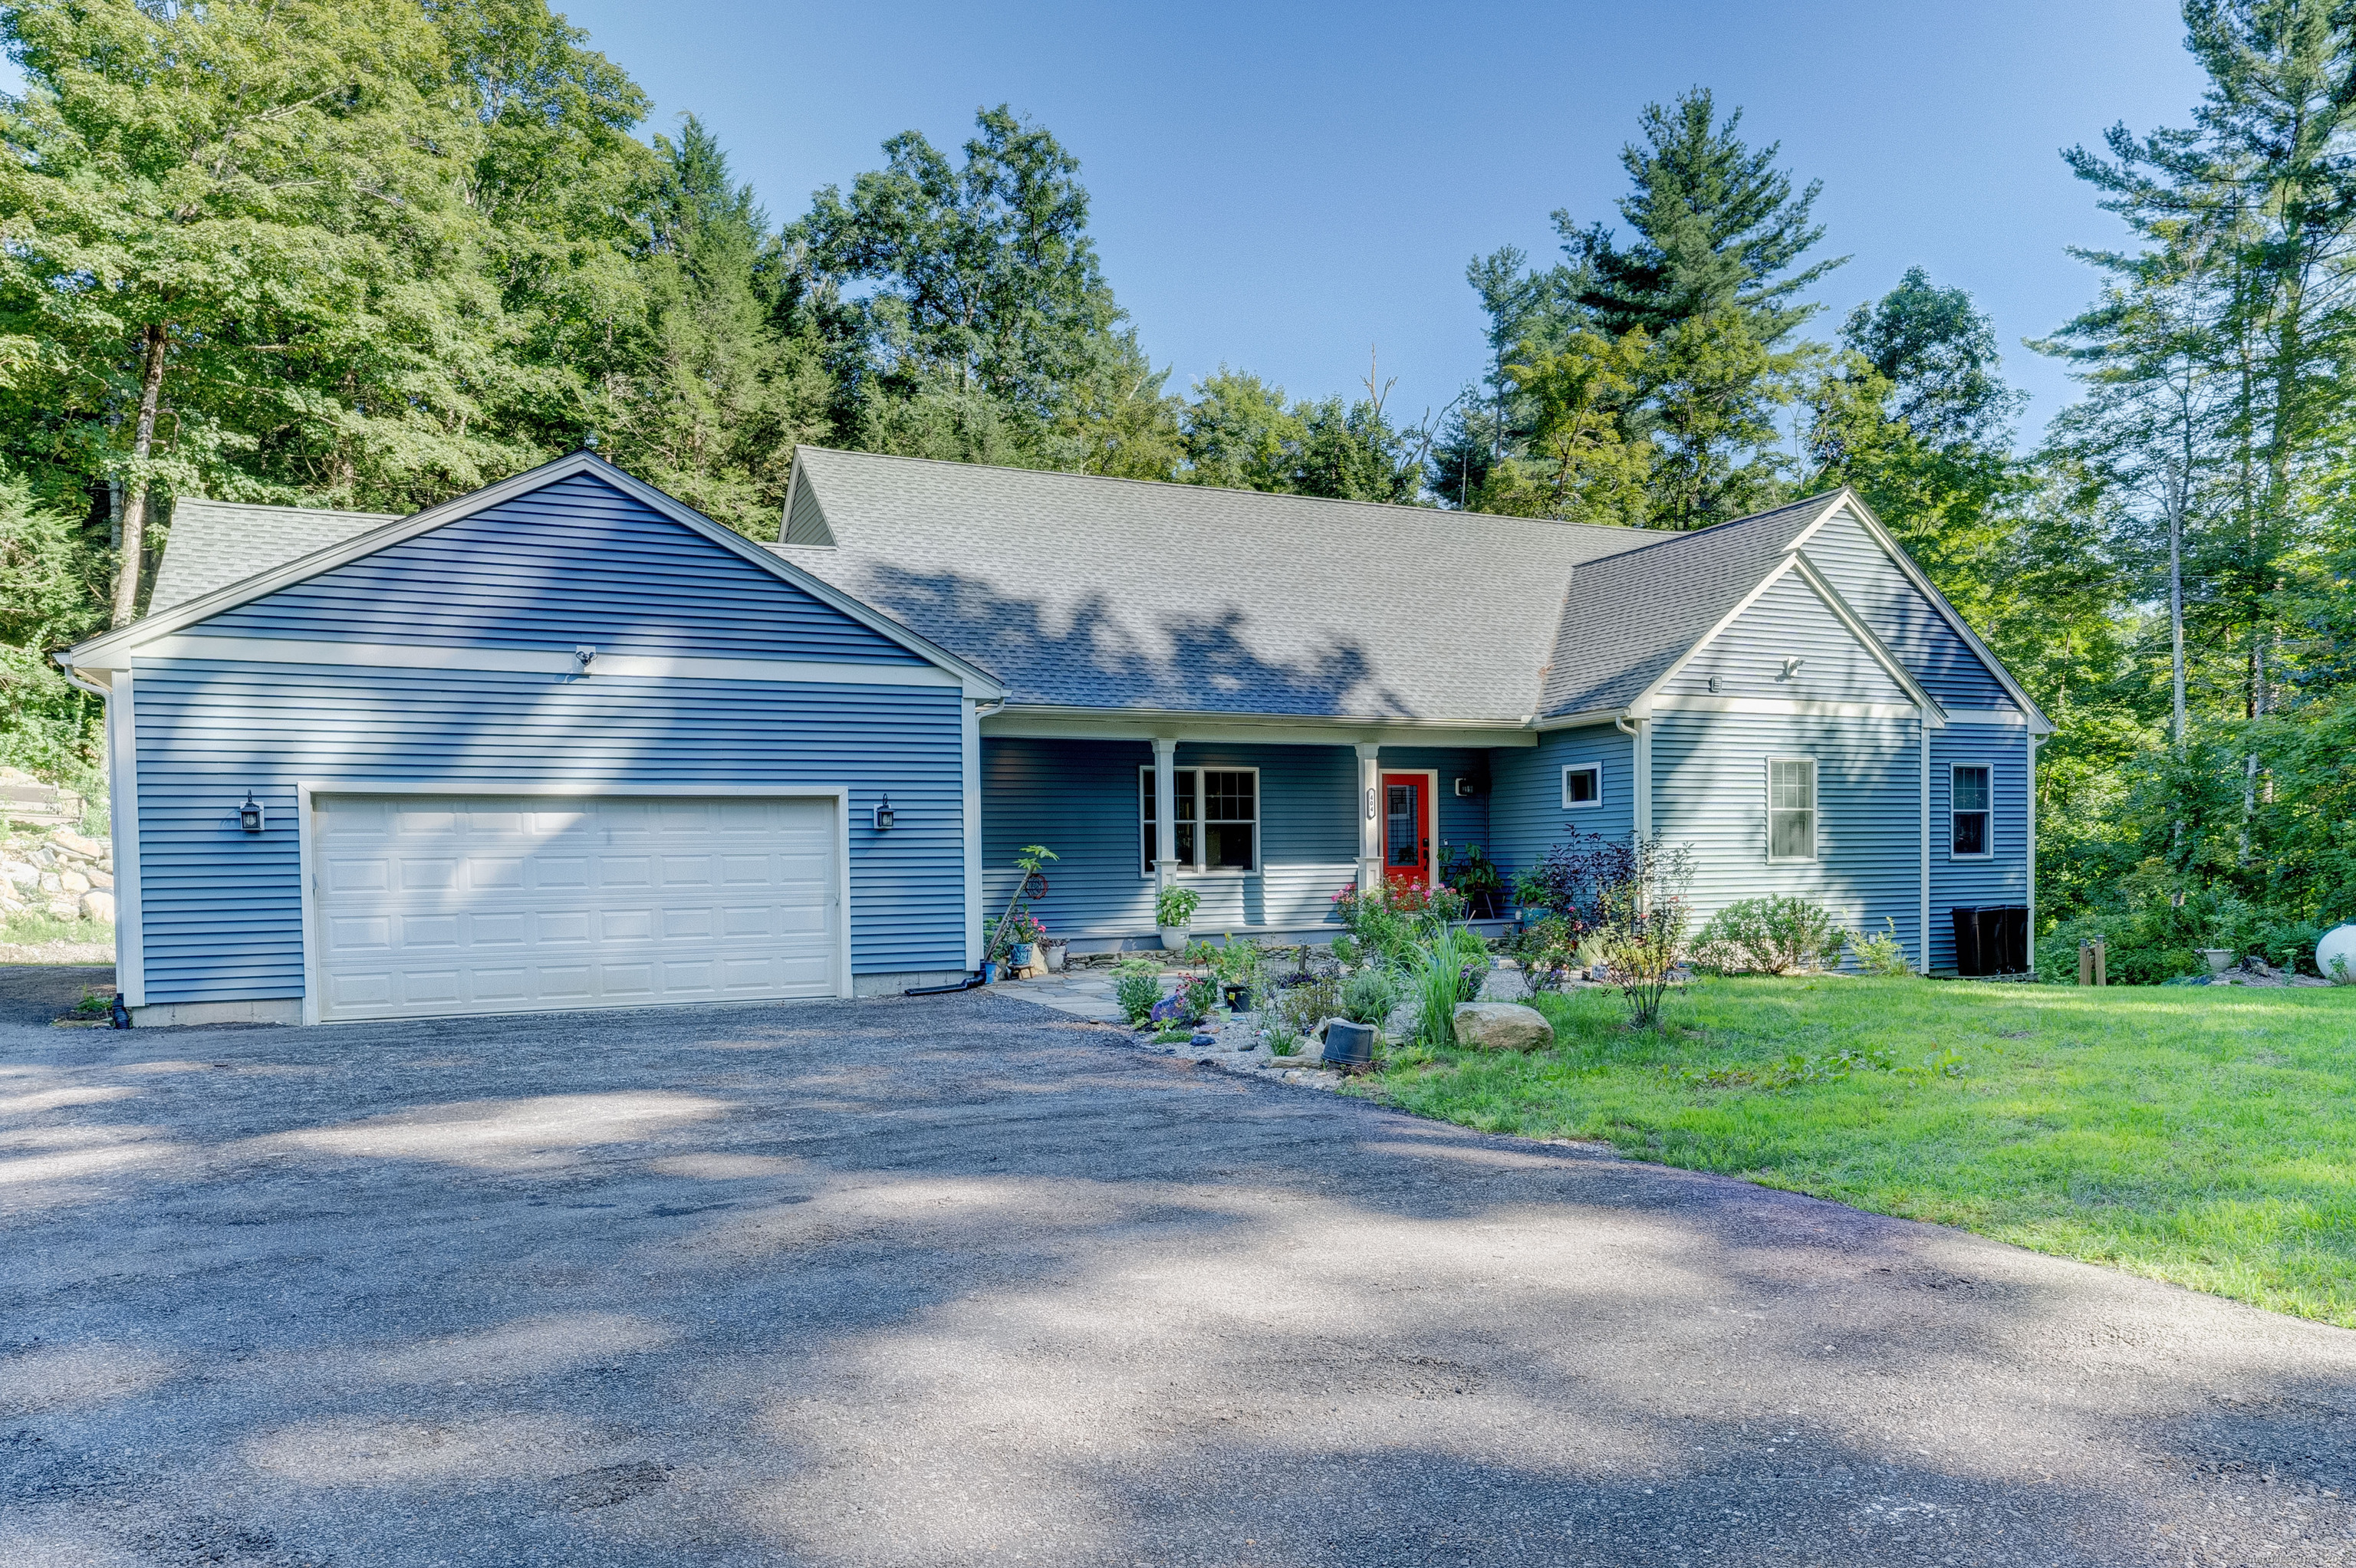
top-left (239, 792), bottom-right (265, 834)
top-left (872, 794), bottom-right (895, 832)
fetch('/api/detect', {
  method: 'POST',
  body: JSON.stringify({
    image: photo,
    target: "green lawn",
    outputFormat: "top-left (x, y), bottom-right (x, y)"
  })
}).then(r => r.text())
top-left (1358, 977), bottom-right (2356, 1326)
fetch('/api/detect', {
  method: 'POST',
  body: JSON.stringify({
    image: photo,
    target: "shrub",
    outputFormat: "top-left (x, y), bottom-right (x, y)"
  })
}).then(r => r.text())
top-left (1329, 933), bottom-right (1362, 968)
top-left (1596, 836), bottom-right (1696, 1028)
top-left (1850, 918), bottom-right (1912, 977)
top-left (1113, 966), bottom-right (1162, 1024)
top-left (1180, 974), bottom-right (1220, 1018)
top-left (1511, 829), bottom-right (1634, 933)
top-left (2034, 915), bottom-right (2197, 987)
top-left (1689, 896), bottom-right (1848, 975)
top-left (1507, 915), bottom-right (1577, 998)
top-left (1340, 967), bottom-right (1400, 1027)
top-left (2254, 919), bottom-right (2328, 976)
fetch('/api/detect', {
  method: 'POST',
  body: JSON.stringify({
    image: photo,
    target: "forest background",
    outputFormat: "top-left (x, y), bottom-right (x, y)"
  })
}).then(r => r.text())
top-left (2, 0), bottom-right (2350, 975)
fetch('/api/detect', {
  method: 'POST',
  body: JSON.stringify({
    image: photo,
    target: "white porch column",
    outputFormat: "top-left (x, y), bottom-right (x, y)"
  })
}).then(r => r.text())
top-left (1152, 735), bottom-right (1180, 896)
top-left (1354, 741), bottom-right (1382, 892)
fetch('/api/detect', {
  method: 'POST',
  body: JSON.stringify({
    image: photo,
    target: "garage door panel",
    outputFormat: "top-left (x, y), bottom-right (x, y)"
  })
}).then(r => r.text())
top-left (314, 792), bottom-right (839, 1021)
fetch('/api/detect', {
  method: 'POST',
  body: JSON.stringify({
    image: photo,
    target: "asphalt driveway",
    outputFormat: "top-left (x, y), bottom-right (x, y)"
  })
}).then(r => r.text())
top-left (2, 964), bottom-right (2352, 1567)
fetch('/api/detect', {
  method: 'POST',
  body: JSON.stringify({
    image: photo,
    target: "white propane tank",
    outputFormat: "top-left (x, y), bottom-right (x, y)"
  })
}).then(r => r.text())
top-left (2318, 924), bottom-right (2356, 985)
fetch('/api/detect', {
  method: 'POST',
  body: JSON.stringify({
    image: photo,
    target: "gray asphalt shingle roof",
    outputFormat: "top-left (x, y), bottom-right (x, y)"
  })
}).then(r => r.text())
top-left (1535, 492), bottom-right (1843, 718)
top-left (149, 499), bottom-right (397, 613)
top-left (775, 448), bottom-right (1670, 722)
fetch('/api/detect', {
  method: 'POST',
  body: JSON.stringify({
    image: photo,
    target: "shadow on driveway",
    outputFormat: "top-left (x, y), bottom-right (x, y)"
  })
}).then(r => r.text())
top-left (2, 964), bottom-right (2351, 1566)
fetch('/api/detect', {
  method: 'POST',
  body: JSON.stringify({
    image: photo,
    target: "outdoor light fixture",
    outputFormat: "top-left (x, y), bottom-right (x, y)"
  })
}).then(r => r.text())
top-left (239, 792), bottom-right (265, 833)
top-left (1779, 656), bottom-right (1806, 680)
top-left (574, 644), bottom-right (597, 676)
top-left (872, 794), bottom-right (895, 831)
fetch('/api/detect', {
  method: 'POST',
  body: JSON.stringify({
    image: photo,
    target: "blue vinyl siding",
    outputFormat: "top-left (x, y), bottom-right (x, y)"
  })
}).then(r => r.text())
top-left (1486, 726), bottom-right (1635, 892)
top-left (1664, 569), bottom-right (1910, 703)
top-left (131, 659), bottom-right (963, 1002)
top-left (1800, 511), bottom-right (2014, 710)
top-left (1651, 712), bottom-right (1925, 969)
top-left (1929, 725), bottom-right (2031, 970)
top-left (185, 471), bottom-right (923, 664)
top-left (980, 739), bottom-right (1490, 938)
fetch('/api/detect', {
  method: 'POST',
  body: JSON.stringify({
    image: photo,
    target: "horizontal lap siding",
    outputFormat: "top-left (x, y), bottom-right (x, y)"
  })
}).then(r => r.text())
top-left (1652, 712), bottom-right (1924, 969)
top-left (1373, 745), bottom-right (1492, 874)
top-left (1487, 728), bottom-right (1636, 889)
top-left (1801, 514), bottom-right (2013, 710)
top-left (1929, 725), bottom-right (2030, 970)
top-left (1664, 570), bottom-right (1909, 702)
top-left (183, 472), bottom-right (922, 664)
top-left (981, 739), bottom-right (1361, 937)
top-left (133, 660), bottom-right (964, 1002)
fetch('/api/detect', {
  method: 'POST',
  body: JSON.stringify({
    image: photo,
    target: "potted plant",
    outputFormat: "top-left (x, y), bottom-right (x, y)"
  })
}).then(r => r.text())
top-left (1156, 884), bottom-right (1200, 952)
top-left (1003, 911), bottom-right (1047, 971)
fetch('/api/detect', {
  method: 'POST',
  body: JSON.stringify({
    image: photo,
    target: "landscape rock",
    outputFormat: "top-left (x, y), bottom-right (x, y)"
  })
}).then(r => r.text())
top-left (86, 868), bottom-right (112, 889)
top-left (1452, 1001), bottom-right (1555, 1052)
top-left (44, 897), bottom-right (78, 921)
top-left (79, 889), bottom-right (114, 923)
top-left (38, 871), bottom-right (61, 893)
top-left (58, 869), bottom-right (89, 894)
top-left (51, 829), bottom-right (106, 860)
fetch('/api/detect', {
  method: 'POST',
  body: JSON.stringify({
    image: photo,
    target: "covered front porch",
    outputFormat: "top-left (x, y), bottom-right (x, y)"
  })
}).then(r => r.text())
top-left (978, 723), bottom-right (1531, 954)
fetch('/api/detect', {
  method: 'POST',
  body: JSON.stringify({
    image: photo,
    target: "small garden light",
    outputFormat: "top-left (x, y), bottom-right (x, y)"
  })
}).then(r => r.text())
top-left (239, 791), bottom-right (265, 833)
top-left (872, 794), bottom-right (895, 831)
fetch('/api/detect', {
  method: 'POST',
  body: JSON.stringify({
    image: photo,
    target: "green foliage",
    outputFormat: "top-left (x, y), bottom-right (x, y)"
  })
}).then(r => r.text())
top-left (1154, 884), bottom-right (1201, 929)
top-left (1689, 896), bottom-right (1849, 975)
top-left (1598, 836), bottom-right (1696, 1028)
top-left (1267, 973), bottom-right (1340, 1055)
top-left (1113, 965), bottom-right (1162, 1025)
top-left (1339, 967), bottom-right (1400, 1027)
top-left (1179, 368), bottom-right (1423, 501)
top-left (1506, 915), bottom-right (1578, 998)
top-left (1849, 918), bottom-right (1913, 978)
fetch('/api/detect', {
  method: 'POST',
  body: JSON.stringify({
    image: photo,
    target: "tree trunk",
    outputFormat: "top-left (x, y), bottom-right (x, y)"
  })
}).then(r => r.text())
top-left (2168, 491), bottom-right (2187, 757)
top-left (110, 324), bottom-right (169, 627)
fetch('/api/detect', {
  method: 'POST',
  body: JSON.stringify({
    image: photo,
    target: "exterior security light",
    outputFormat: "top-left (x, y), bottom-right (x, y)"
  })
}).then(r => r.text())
top-left (239, 792), bottom-right (265, 833)
top-left (1779, 656), bottom-right (1805, 680)
top-left (872, 794), bottom-right (895, 831)
top-left (574, 645), bottom-right (597, 675)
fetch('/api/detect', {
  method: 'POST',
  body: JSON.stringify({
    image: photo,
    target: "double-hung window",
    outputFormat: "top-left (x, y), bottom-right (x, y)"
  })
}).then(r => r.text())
top-left (1140, 767), bottom-right (1258, 875)
top-left (1951, 764), bottom-right (1992, 858)
top-left (1766, 758), bottom-right (1818, 863)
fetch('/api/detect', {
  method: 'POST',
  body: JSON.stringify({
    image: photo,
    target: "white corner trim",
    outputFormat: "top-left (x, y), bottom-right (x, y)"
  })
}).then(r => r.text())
top-left (294, 781), bottom-right (856, 1026)
top-left (2027, 733), bottom-right (2042, 951)
top-left (1633, 721), bottom-right (1653, 839)
top-left (107, 672), bottom-right (144, 1008)
top-left (107, 636), bottom-right (963, 689)
top-left (1919, 718), bottom-right (1932, 975)
top-left (962, 699), bottom-right (982, 971)
top-left (1649, 694), bottom-right (1923, 722)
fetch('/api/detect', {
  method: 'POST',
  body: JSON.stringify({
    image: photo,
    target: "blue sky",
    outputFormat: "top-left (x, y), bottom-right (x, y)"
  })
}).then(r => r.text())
top-left (562, 0), bottom-right (2206, 449)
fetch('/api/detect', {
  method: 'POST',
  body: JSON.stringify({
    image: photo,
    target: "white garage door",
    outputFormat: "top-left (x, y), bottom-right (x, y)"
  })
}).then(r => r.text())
top-left (312, 793), bottom-right (841, 1021)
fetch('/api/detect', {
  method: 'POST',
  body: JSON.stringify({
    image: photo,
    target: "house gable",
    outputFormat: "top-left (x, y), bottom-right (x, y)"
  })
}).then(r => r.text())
top-left (1658, 564), bottom-right (1914, 707)
top-left (1796, 502), bottom-right (2027, 716)
top-left (178, 469), bottom-right (925, 664)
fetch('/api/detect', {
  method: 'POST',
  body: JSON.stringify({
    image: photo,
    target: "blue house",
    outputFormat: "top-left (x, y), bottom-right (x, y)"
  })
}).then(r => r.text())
top-left (65, 448), bottom-right (2048, 1025)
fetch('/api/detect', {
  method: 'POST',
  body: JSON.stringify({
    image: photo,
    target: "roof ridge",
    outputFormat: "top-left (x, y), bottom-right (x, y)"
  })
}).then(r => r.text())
top-left (1563, 489), bottom-right (1846, 566)
top-left (795, 445), bottom-right (1672, 538)
top-left (176, 497), bottom-right (398, 518)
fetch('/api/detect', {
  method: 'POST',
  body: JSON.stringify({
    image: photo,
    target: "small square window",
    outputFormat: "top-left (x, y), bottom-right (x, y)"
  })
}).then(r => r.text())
top-left (1561, 764), bottom-right (1602, 810)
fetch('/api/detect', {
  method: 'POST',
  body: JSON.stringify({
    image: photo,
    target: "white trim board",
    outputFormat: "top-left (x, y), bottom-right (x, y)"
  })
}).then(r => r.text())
top-left (98, 636), bottom-right (968, 689)
top-left (1649, 695), bottom-right (1923, 721)
top-left (983, 708), bottom-right (1541, 748)
top-left (107, 672), bottom-right (145, 1008)
top-left (293, 780), bottom-right (854, 1026)
top-left (62, 451), bottom-right (1008, 699)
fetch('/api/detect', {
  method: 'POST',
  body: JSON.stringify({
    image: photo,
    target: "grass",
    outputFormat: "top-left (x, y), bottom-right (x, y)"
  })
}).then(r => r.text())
top-left (1357, 975), bottom-right (2356, 1326)
top-left (0, 910), bottom-right (113, 947)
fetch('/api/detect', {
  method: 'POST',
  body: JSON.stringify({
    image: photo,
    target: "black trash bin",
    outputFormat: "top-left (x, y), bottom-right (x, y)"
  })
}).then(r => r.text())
top-left (1952, 905), bottom-right (2029, 976)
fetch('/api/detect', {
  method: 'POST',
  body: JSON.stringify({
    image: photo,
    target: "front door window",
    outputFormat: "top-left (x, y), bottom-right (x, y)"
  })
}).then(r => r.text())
top-left (1380, 774), bottom-right (1429, 891)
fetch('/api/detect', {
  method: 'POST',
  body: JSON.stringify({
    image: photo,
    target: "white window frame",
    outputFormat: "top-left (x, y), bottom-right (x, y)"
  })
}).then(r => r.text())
top-left (1949, 761), bottom-right (1994, 860)
top-left (1139, 765), bottom-right (1260, 877)
top-left (1561, 762), bottom-right (1604, 810)
top-left (1765, 755), bottom-right (1818, 864)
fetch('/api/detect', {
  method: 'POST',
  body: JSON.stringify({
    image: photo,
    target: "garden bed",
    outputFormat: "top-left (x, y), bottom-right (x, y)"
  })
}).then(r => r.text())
top-left (1355, 975), bottom-right (2356, 1326)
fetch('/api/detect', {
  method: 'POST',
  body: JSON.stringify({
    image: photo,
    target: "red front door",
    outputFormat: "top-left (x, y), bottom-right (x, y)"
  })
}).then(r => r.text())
top-left (1380, 773), bottom-right (1431, 892)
